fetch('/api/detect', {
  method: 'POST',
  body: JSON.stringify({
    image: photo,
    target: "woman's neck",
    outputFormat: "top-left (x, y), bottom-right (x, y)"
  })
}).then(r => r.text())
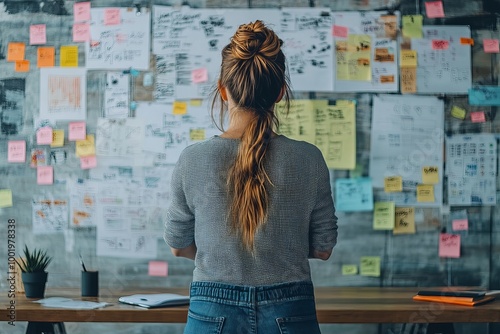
top-left (220, 107), bottom-right (256, 139)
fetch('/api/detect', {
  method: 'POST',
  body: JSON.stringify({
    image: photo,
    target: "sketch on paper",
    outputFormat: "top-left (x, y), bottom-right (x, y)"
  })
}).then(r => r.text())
top-left (32, 199), bottom-right (68, 234)
top-left (104, 72), bottom-right (130, 118)
top-left (0, 78), bottom-right (25, 136)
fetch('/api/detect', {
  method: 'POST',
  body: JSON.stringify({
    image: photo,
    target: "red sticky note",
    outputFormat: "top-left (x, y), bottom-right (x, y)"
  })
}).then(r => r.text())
top-left (68, 122), bottom-right (86, 141)
top-left (37, 166), bottom-right (54, 185)
top-left (30, 24), bottom-right (47, 45)
top-left (483, 39), bottom-right (499, 53)
top-left (73, 23), bottom-right (90, 42)
top-left (439, 233), bottom-right (460, 258)
top-left (80, 155), bottom-right (97, 169)
top-left (470, 111), bottom-right (486, 123)
top-left (452, 219), bottom-right (469, 231)
top-left (37, 127), bottom-right (53, 145)
top-left (425, 1), bottom-right (445, 18)
top-left (431, 40), bottom-right (449, 50)
top-left (191, 68), bottom-right (208, 83)
top-left (333, 25), bottom-right (349, 38)
top-left (104, 8), bottom-right (121, 25)
top-left (74, 1), bottom-right (91, 22)
top-left (8, 140), bottom-right (26, 163)
top-left (148, 261), bottom-right (168, 277)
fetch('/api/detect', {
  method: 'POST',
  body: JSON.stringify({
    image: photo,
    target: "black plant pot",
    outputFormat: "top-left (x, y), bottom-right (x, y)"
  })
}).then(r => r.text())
top-left (22, 271), bottom-right (48, 298)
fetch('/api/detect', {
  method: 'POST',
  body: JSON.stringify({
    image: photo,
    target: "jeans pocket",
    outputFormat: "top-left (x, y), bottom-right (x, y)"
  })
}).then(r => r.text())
top-left (184, 310), bottom-right (225, 334)
top-left (276, 314), bottom-right (321, 334)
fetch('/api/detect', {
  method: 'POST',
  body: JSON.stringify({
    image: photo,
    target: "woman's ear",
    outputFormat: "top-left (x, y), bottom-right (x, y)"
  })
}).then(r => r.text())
top-left (276, 86), bottom-right (285, 103)
top-left (218, 81), bottom-right (228, 101)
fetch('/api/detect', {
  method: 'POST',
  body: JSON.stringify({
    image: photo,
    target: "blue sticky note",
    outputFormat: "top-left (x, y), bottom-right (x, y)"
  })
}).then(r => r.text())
top-left (468, 86), bottom-right (500, 106)
top-left (335, 177), bottom-right (374, 212)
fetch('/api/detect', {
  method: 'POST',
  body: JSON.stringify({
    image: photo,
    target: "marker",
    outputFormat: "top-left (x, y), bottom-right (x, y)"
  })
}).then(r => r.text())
top-left (79, 253), bottom-right (87, 272)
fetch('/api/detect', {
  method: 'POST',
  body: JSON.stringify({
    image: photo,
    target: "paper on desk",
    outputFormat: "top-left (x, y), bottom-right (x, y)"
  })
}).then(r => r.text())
top-left (34, 297), bottom-right (110, 309)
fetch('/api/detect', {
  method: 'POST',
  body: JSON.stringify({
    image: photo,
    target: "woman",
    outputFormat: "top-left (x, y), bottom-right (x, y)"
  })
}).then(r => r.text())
top-left (164, 20), bottom-right (338, 334)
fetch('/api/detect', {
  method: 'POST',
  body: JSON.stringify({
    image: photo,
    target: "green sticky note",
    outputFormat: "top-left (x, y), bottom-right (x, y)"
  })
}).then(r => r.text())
top-left (402, 15), bottom-right (423, 39)
top-left (342, 264), bottom-right (358, 276)
top-left (0, 189), bottom-right (13, 208)
top-left (373, 201), bottom-right (395, 230)
top-left (451, 106), bottom-right (467, 120)
top-left (360, 256), bottom-right (381, 277)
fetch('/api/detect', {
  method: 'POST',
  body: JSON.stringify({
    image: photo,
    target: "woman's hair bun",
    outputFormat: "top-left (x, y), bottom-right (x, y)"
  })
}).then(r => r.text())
top-left (230, 20), bottom-right (282, 60)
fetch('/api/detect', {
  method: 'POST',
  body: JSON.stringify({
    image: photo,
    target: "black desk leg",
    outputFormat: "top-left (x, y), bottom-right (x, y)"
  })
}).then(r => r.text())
top-left (26, 322), bottom-right (67, 334)
top-left (426, 323), bottom-right (455, 334)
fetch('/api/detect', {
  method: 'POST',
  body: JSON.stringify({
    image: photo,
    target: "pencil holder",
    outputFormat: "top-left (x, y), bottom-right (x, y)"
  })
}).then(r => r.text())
top-left (81, 271), bottom-right (99, 297)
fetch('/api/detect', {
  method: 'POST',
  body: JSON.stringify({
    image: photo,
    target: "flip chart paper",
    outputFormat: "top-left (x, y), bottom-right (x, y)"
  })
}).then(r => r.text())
top-left (37, 127), bottom-right (53, 145)
top-left (148, 261), bottom-right (168, 277)
top-left (8, 140), bottom-right (26, 163)
top-left (0, 189), bottom-right (13, 208)
top-left (439, 233), bottom-right (460, 258)
top-left (360, 256), bottom-right (381, 277)
top-left (37, 166), bottom-right (54, 185)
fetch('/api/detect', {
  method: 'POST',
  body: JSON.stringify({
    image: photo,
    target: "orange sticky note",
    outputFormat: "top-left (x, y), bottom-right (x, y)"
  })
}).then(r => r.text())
top-left (191, 68), bottom-right (208, 83)
top-left (148, 261), bottom-right (168, 277)
top-left (439, 233), bottom-right (460, 258)
top-left (452, 219), bottom-right (468, 231)
top-left (173, 101), bottom-right (187, 115)
top-left (333, 25), bottom-right (349, 38)
top-left (7, 42), bottom-right (25, 62)
top-left (425, 1), bottom-right (445, 18)
top-left (30, 24), bottom-right (47, 45)
top-left (37, 47), bottom-right (55, 68)
top-left (74, 1), bottom-right (91, 22)
top-left (60, 45), bottom-right (78, 67)
top-left (483, 39), bottom-right (499, 53)
top-left (37, 166), bottom-right (54, 185)
top-left (460, 37), bottom-right (474, 45)
top-left (73, 23), bottom-right (90, 42)
top-left (80, 155), bottom-right (97, 169)
top-left (104, 8), bottom-right (121, 25)
top-left (68, 121), bottom-right (86, 141)
top-left (15, 60), bottom-right (30, 72)
top-left (37, 126), bottom-right (53, 145)
top-left (8, 140), bottom-right (26, 163)
top-left (470, 111), bottom-right (486, 123)
top-left (431, 40), bottom-right (449, 50)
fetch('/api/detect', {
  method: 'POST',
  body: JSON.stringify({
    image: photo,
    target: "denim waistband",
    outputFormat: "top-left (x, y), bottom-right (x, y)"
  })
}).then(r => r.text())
top-left (189, 281), bottom-right (315, 305)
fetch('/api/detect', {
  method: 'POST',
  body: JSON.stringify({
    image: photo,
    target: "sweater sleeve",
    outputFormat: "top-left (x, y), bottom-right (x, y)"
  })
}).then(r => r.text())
top-left (164, 156), bottom-right (195, 249)
top-left (309, 154), bottom-right (338, 252)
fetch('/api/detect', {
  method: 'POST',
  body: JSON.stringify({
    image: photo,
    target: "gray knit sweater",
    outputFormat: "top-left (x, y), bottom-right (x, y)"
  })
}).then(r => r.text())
top-left (164, 135), bottom-right (338, 286)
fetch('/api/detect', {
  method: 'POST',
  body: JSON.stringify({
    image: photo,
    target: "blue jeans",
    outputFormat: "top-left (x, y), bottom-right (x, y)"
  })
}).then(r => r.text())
top-left (184, 281), bottom-right (321, 334)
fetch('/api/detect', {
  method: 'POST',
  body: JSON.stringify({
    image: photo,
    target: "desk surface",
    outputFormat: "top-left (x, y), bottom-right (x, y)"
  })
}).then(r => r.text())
top-left (3, 287), bottom-right (500, 324)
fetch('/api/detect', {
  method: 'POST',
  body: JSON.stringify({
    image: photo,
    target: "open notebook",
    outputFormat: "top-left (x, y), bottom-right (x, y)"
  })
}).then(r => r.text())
top-left (118, 293), bottom-right (190, 308)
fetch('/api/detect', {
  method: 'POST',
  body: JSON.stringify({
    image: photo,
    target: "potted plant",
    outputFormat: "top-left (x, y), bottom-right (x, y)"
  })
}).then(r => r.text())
top-left (15, 245), bottom-right (52, 298)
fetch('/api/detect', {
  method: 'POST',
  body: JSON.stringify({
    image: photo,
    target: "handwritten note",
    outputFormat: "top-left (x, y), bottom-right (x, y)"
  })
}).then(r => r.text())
top-left (333, 25), bottom-right (349, 38)
top-left (0, 189), bottom-right (13, 208)
top-left (341, 264), bottom-right (358, 276)
top-left (191, 68), bottom-right (208, 83)
top-left (37, 127), bottom-right (53, 145)
top-left (417, 184), bottom-right (435, 202)
top-left (80, 155), bottom-right (97, 169)
top-left (425, 1), bottom-right (445, 18)
top-left (431, 40), bottom-right (449, 50)
top-left (469, 86), bottom-right (500, 106)
top-left (104, 8), bottom-right (121, 25)
top-left (7, 42), bottom-right (25, 62)
top-left (73, 23), bottom-right (90, 42)
top-left (76, 134), bottom-right (95, 157)
top-left (148, 261), bottom-right (168, 277)
top-left (460, 37), bottom-right (474, 45)
top-left (400, 50), bottom-right (417, 67)
top-left (8, 140), bottom-right (26, 163)
top-left (452, 219), bottom-right (469, 231)
top-left (51, 129), bottom-right (65, 147)
top-left (373, 201), bottom-right (395, 230)
top-left (69, 122), bottom-right (86, 141)
top-left (15, 60), bottom-right (30, 72)
top-left (335, 177), bottom-right (373, 212)
top-left (422, 166), bottom-right (439, 184)
top-left (470, 111), bottom-right (486, 123)
top-left (384, 176), bottom-right (402, 192)
top-left (190, 129), bottom-right (205, 141)
top-left (60, 45), bottom-right (78, 67)
top-left (360, 256), bottom-right (381, 277)
top-left (37, 166), bottom-right (54, 185)
top-left (400, 67), bottom-right (417, 94)
top-left (393, 207), bottom-right (416, 234)
top-left (451, 105), bottom-right (467, 119)
top-left (439, 233), bottom-right (460, 258)
top-left (74, 1), bottom-right (91, 22)
top-left (483, 39), bottom-right (499, 53)
top-left (30, 24), bottom-right (46, 45)
top-left (402, 15), bottom-right (423, 38)
top-left (37, 47), bottom-right (55, 68)
top-left (172, 101), bottom-right (187, 115)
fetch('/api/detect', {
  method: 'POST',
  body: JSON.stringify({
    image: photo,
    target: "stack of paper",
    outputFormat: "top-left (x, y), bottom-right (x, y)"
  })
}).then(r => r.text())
top-left (413, 289), bottom-right (500, 306)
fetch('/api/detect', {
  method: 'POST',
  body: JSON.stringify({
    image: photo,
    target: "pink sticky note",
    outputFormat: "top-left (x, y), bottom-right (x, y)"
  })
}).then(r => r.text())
top-left (452, 219), bottom-right (469, 231)
top-left (192, 68), bottom-right (208, 83)
top-left (104, 8), bottom-right (121, 25)
top-left (74, 1), bottom-right (91, 22)
top-left (30, 24), bottom-right (47, 45)
top-left (332, 25), bottom-right (349, 38)
top-left (37, 166), bottom-right (54, 185)
top-left (8, 140), bottom-right (26, 163)
top-left (80, 155), bottom-right (97, 169)
top-left (431, 40), bottom-right (449, 50)
top-left (68, 122), bottom-right (86, 141)
top-left (483, 39), bottom-right (499, 53)
top-left (36, 127), bottom-right (53, 145)
top-left (425, 1), bottom-right (445, 18)
top-left (148, 261), bottom-right (168, 277)
top-left (439, 233), bottom-right (460, 258)
top-left (470, 111), bottom-right (486, 123)
top-left (73, 23), bottom-right (90, 42)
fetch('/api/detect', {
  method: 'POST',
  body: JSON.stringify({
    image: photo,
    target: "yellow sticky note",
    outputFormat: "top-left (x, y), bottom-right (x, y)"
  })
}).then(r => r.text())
top-left (402, 15), bottom-right (423, 39)
top-left (190, 129), bottom-right (205, 141)
top-left (173, 101), bottom-right (187, 115)
top-left (373, 201), bottom-right (395, 230)
top-left (400, 50), bottom-right (417, 67)
top-left (190, 99), bottom-right (203, 106)
top-left (360, 256), bottom-right (381, 277)
top-left (51, 129), bottom-right (65, 147)
top-left (422, 166), bottom-right (439, 184)
top-left (342, 264), bottom-right (358, 276)
top-left (417, 184), bottom-right (435, 202)
top-left (75, 134), bottom-right (95, 157)
top-left (60, 45), bottom-right (79, 67)
top-left (0, 189), bottom-right (13, 208)
top-left (451, 106), bottom-right (466, 120)
top-left (384, 176), bottom-right (402, 192)
top-left (394, 207), bottom-right (416, 234)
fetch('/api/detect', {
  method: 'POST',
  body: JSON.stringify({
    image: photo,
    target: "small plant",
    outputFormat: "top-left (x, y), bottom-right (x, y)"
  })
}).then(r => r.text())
top-left (15, 245), bottom-right (52, 273)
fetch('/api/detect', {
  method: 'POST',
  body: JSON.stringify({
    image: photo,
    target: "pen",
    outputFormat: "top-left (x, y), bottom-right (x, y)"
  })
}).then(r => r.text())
top-left (79, 253), bottom-right (88, 272)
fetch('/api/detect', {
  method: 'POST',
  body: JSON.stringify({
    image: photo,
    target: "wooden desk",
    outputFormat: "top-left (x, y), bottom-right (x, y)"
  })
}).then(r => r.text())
top-left (3, 287), bottom-right (500, 324)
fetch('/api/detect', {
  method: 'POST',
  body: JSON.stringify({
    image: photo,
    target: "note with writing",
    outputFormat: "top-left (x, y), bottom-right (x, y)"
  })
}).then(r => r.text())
top-left (417, 184), bottom-right (434, 202)
top-left (393, 207), bottom-right (416, 234)
top-left (439, 233), bottom-right (460, 258)
top-left (0, 189), bottom-right (13, 208)
top-left (30, 24), bottom-right (46, 45)
top-left (15, 60), bottom-right (30, 72)
top-left (452, 219), bottom-right (468, 231)
top-left (7, 42), bottom-right (25, 62)
top-left (360, 256), bottom-right (380, 277)
top-left (8, 140), bottom-right (26, 163)
top-left (422, 166), bottom-right (439, 184)
top-left (469, 86), bottom-right (500, 105)
top-left (60, 45), bottom-right (78, 67)
top-left (373, 201), bottom-right (395, 230)
top-left (384, 176), bottom-right (402, 192)
top-left (69, 122), bottom-right (86, 141)
top-left (76, 134), bottom-right (95, 157)
top-left (74, 1), bottom-right (91, 22)
top-left (335, 177), bottom-right (373, 212)
top-left (37, 166), bottom-right (54, 185)
top-left (73, 23), bottom-right (90, 42)
top-left (37, 127), bottom-right (53, 145)
top-left (425, 1), bottom-right (445, 18)
top-left (80, 155), bottom-right (97, 169)
top-left (342, 264), bottom-right (358, 276)
top-left (402, 15), bottom-right (423, 38)
top-left (37, 47), bottom-right (55, 68)
top-left (51, 129), bottom-right (65, 147)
